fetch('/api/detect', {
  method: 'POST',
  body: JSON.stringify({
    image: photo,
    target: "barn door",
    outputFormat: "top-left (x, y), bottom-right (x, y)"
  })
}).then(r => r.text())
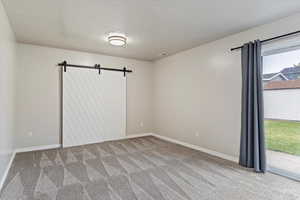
top-left (62, 67), bottom-right (126, 147)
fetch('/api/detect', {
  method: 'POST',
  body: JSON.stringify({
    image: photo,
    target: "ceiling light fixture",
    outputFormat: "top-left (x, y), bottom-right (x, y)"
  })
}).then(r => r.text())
top-left (160, 52), bottom-right (168, 56)
top-left (108, 33), bottom-right (127, 46)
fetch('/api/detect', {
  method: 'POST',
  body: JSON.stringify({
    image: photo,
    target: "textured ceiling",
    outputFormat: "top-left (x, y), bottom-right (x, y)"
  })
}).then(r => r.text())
top-left (3, 0), bottom-right (300, 61)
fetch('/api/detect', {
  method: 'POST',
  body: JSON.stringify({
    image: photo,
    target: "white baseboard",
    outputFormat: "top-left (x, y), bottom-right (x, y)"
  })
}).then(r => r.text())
top-left (14, 132), bottom-right (238, 163)
top-left (151, 133), bottom-right (238, 163)
top-left (124, 133), bottom-right (153, 139)
top-left (15, 144), bottom-right (61, 153)
top-left (0, 151), bottom-right (16, 193)
top-left (15, 133), bottom-right (152, 152)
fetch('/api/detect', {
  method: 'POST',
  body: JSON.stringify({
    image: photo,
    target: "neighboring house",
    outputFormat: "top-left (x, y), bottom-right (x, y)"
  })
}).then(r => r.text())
top-left (280, 66), bottom-right (300, 80)
top-left (264, 79), bottom-right (300, 90)
top-left (263, 66), bottom-right (300, 84)
top-left (263, 72), bottom-right (288, 84)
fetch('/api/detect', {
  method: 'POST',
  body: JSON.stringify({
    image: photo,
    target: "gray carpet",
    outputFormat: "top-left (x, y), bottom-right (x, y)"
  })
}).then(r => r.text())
top-left (1, 136), bottom-right (300, 200)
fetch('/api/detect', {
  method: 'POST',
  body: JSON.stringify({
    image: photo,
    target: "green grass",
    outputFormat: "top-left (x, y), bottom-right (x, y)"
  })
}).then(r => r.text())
top-left (265, 120), bottom-right (300, 156)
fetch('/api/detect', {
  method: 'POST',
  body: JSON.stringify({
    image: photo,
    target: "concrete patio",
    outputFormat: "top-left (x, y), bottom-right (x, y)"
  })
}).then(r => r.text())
top-left (267, 150), bottom-right (300, 179)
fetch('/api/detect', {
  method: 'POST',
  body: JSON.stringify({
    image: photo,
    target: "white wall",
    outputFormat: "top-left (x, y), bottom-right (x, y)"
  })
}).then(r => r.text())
top-left (153, 13), bottom-right (300, 158)
top-left (0, 1), bottom-right (16, 189)
top-left (16, 44), bottom-right (153, 149)
top-left (264, 89), bottom-right (300, 121)
top-left (9, 9), bottom-right (300, 161)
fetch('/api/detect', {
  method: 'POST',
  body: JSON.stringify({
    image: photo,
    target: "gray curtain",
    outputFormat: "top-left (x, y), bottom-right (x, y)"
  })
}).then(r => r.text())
top-left (239, 40), bottom-right (266, 173)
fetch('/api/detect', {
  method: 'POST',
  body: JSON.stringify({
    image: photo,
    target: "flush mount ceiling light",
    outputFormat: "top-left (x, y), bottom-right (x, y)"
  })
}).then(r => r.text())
top-left (160, 52), bottom-right (168, 56)
top-left (108, 33), bottom-right (127, 46)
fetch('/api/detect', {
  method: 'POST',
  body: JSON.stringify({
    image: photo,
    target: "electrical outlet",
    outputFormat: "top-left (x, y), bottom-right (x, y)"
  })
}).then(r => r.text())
top-left (140, 122), bottom-right (144, 127)
top-left (28, 132), bottom-right (33, 137)
top-left (195, 132), bottom-right (200, 137)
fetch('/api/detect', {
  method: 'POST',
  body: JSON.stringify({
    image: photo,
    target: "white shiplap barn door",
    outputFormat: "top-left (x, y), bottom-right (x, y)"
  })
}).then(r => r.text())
top-left (62, 67), bottom-right (126, 147)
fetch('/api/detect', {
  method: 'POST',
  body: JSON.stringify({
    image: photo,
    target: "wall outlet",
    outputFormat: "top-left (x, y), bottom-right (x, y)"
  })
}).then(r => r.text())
top-left (140, 122), bottom-right (144, 127)
top-left (28, 132), bottom-right (33, 137)
top-left (195, 132), bottom-right (200, 137)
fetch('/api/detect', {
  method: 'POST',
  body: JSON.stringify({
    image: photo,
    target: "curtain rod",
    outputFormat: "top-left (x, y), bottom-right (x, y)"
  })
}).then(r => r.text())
top-left (230, 30), bottom-right (300, 51)
top-left (58, 61), bottom-right (132, 76)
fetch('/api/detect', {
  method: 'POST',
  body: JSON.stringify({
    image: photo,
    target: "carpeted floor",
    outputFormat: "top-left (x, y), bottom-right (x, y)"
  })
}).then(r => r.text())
top-left (1, 136), bottom-right (300, 200)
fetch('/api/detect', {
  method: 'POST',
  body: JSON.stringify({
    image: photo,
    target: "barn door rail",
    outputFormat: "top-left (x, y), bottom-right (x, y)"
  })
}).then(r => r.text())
top-left (58, 60), bottom-right (132, 77)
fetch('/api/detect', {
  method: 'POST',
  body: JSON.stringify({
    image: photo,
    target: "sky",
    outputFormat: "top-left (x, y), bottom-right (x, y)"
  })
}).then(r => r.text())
top-left (263, 49), bottom-right (300, 74)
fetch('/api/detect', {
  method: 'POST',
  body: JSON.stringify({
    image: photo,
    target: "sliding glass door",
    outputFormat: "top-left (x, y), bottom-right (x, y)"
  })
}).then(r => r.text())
top-left (263, 49), bottom-right (300, 180)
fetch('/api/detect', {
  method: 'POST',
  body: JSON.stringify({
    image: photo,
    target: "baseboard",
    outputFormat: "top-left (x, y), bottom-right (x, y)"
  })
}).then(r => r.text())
top-left (15, 133), bottom-right (152, 152)
top-left (124, 133), bottom-right (153, 139)
top-left (13, 133), bottom-right (238, 164)
top-left (151, 133), bottom-right (238, 163)
top-left (15, 144), bottom-right (61, 153)
top-left (0, 151), bottom-right (16, 193)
